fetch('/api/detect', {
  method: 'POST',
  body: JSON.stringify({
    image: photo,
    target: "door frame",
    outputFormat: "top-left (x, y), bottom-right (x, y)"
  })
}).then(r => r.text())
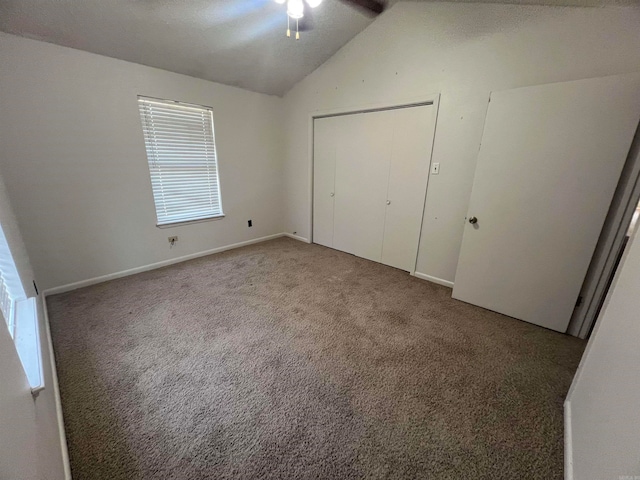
top-left (307, 94), bottom-right (441, 274)
top-left (568, 121), bottom-right (640, 338)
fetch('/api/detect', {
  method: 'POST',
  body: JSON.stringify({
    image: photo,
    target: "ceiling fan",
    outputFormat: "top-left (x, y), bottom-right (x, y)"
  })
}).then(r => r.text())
top-left (273, 0), bottom-right (386, 39)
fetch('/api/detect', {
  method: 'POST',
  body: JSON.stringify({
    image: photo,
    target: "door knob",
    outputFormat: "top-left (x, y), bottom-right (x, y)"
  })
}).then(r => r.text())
top-left (330, 192), bottom-right (334, 197)
top-left (386, 200), bottom-right (391, 205)
top-left (468, 216), bottom-right (478, 224)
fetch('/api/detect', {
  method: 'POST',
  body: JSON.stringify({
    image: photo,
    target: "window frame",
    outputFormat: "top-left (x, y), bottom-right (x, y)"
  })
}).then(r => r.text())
top-left (137, 96), bottom-right (225, 228)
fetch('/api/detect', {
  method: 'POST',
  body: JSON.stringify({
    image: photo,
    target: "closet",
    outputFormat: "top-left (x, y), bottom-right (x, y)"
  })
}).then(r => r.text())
top-left (313, 104), bottom-right (437, 272)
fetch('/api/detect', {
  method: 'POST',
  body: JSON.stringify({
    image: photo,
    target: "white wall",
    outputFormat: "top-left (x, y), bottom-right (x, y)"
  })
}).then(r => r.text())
top-left (0, 163), bottom-right (35, 297)
top-left (5, 5), bottom-right (640, 290)
top-left (565, 217), bottom-right (640, 478)
top-left (0, 322), bottom-right (40, 479)
top-left (282, 2), bottom-right (640, 284)
top-left (0, 167), bottom-right (66, 479)
top-left (0, 33), bottom-right (285, 291)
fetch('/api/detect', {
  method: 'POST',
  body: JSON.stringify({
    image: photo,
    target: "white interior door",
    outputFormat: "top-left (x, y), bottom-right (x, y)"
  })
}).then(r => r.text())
top-left (332, 112), bottom-right (392, 263)
top-left (382, 105), bottom-right (437, 271)
top-left (312, 117), bottom-right (338, 247)
top-left (453, 73), bottom-right (640, 332)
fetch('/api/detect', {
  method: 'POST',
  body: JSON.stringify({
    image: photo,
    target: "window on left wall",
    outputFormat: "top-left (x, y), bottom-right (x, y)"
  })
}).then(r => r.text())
top-left (0, 224), bottom-right (42, 393)
top-left (0, 271), bottom-right (15, 337)
top-left (138, 96), bottom-right (224, 227)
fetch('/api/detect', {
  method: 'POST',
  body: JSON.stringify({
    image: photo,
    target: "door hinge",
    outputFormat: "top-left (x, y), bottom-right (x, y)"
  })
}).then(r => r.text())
top-left (575, 295), bottom-right (583, 308)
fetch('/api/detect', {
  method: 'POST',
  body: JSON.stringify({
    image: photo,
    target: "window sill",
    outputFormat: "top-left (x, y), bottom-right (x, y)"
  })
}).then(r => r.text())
top-left (13, 297), bottom-right (44, 396)
top-left (156, 214), bottom-right (225, 229)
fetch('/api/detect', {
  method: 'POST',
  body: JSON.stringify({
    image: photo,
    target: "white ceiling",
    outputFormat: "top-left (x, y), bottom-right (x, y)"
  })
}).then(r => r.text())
top-left (0, 0), bottom-right (377, 96)
top-left (0, 0), bottom-right (638, 96)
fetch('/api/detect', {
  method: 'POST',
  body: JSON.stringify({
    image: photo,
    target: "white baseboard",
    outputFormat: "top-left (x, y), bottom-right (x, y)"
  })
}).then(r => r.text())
top-left (412, 272), bottom-right (454, 288)
top-left (283, 233), bottom-right (310, 243)
top-left (40, 296), bottom-right (72, 480)
top-left (564, 400), bottom-right (573, 480)
top-left (43, 233), bottom-right (287, 296)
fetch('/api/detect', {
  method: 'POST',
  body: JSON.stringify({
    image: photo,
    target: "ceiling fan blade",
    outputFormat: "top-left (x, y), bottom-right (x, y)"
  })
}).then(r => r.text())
top-left (338, 0), bottom-right (386, 16)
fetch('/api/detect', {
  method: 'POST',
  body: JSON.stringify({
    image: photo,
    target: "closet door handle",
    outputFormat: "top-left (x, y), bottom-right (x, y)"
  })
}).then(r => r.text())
top-left (330, 192), bottom-right (335, 197)
top-left (386, 200), bottom-right (391, 205)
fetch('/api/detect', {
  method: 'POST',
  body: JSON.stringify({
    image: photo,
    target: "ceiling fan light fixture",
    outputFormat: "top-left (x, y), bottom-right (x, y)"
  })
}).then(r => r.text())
top-left (287, 0), bottom-right (304, 19)
top-left (276, 0), bottom-right (384, 40)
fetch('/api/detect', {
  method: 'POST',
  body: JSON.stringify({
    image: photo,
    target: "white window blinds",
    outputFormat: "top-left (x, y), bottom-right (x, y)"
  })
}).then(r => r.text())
top-left (138, 97), bottom-right (223, 226)
top-left (0, 273), bottom-right (14, 337)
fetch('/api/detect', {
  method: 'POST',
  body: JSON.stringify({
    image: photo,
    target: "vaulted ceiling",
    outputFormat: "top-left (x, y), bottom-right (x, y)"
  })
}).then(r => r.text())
top-left (0, 0), bottom-right (638, 96)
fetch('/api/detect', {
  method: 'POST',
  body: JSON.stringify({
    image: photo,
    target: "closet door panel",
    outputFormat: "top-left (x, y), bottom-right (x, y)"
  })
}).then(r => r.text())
top-left (312, 117), bottom-right (338, 247)
top-left (382, 105), bottom-right (436, 271)
top-left (333, 112), bottom-right (392, 262)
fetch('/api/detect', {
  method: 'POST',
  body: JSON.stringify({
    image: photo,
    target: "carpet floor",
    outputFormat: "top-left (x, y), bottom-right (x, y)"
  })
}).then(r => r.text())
top-left (48, 237), bottom-right (585, 480)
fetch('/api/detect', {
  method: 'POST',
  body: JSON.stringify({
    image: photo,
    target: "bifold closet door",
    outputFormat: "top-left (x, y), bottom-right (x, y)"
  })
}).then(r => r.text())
top-left (313, 104), bottom-right (437, 270)
top-left (312, 116), bottom-right (338, 248)
top-left (381, 105), bottom-right (436, 271)
top-left (333, 112), bottom-right (392, 262)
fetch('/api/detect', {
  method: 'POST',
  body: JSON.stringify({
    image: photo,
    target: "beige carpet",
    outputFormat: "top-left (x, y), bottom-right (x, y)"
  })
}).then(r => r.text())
top-left (48, 237), bottom-right (585, 480)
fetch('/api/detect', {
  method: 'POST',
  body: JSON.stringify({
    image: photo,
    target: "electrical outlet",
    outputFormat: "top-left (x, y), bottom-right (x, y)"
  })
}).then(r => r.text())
top-left (248, 220), bottom-right (253, 227)
top-left (168, 236), bottom-right (178, 246)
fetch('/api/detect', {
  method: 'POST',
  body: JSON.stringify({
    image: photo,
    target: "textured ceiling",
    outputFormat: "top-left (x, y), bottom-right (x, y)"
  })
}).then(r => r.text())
top-left (0, 0), bottom-right (638, 96)
top-left (0, 0), bottom-right (375, 96)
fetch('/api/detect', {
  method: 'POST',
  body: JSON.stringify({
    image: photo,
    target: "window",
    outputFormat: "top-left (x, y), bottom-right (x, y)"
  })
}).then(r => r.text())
top-left (0, 223), bottom-right (42, 393)
top-left (0, 224), bottom-right (20, 339)
top-left (0, 271), bottom-right (15, 337)
top-left (138, 97), bottom-right (224, 226)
